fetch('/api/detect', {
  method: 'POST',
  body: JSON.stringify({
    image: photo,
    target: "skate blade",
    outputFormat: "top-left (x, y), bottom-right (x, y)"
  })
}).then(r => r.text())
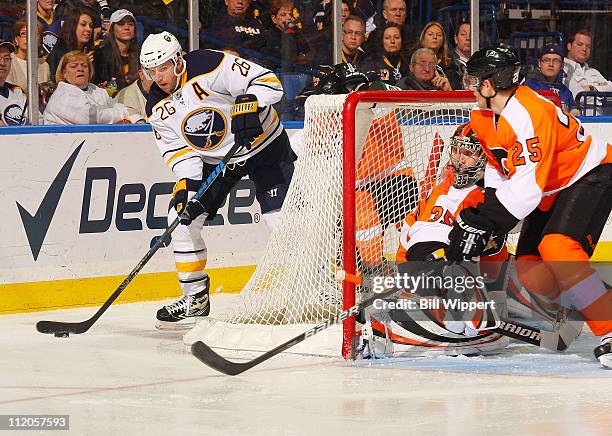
top-left (155, 318), bottom-right (198, 331)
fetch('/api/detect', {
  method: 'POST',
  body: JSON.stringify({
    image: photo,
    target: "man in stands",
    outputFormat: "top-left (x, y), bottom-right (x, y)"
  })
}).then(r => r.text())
top-left (0, 41), bottom-right (28, 126)
top-left (524, 44), bottom-right (579, 116)
top-left (563, 29), bottom-right (612, 114)
top-left (366, 0), bottom-right (414, 55)
top-left (37, 0), bottom-right (62, 57)
top-left (201, 0), bottom-right (266, 60)
top-left (396, 48), bottom-right (452, 90)
top-left (451, 21), bottom-right (470, 87)
top-left (340, 15), bottom-right (368, 66)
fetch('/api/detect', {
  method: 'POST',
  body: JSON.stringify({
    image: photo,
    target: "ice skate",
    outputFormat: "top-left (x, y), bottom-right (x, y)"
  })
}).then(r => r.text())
top-left (156, 279), bottom-right (210, 330)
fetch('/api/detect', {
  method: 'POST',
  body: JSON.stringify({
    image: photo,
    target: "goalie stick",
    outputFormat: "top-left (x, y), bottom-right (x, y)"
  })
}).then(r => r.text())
top-left (346, 257), bottom-right (582, 352)
top-left (192, 252), bottom-right (581, 375)
top-left (36, 142), bottom-right (244, 337)
top-left (190, 253), bottom-right (448, 375)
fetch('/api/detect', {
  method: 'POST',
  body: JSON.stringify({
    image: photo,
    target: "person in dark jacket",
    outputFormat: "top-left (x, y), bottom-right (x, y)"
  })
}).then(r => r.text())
top-left (396, 48), bottom-right (451, 90)
top-left (46, 7), bottom-right (95, 79)
top-left (93, 9), bottom-right (139, 90)
top-left (524, 44), bottom-right (580, 116)
top-left (262, 0), bottom-right (312, 71)
top-left (360, 23), bottom-right (408, 84)
top-left (201, 0), bottom-right (266, 60)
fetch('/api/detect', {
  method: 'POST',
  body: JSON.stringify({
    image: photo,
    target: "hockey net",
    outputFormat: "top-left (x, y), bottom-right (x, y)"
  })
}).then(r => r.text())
top-left (185, 91), bottom-right (477, 358)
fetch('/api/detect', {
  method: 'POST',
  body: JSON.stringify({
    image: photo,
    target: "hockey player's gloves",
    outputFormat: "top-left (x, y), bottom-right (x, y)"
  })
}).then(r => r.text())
top-left (446, 207), bottom-right (495, 264)
top-left (173, 178), bottom-right (206, 225)
top-left (231, 94), bottom-right (263, 150)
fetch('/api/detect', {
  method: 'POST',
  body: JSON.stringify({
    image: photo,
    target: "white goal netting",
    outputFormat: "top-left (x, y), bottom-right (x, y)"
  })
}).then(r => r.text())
top-left (185, 92), bottom-right (475, 356)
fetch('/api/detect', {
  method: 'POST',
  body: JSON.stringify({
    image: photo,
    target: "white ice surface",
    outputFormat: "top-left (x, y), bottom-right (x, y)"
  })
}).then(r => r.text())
top-left (1, 294), bottom-right (611, 436)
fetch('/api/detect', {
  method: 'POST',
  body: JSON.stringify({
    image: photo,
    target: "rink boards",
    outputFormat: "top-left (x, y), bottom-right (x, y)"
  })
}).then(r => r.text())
top-left (0, 121), bottom-right (610, 314)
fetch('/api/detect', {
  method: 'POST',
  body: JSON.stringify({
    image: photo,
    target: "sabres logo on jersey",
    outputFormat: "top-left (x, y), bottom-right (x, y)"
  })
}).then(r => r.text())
top-left (181, 107), bottom-right (227, 151)
top-left (4, 104), bottom-right (26, 125)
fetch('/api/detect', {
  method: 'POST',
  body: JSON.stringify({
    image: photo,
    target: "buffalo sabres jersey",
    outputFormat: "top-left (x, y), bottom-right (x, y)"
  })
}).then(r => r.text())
top-left (146, 49), bottom-right (285, 179)
top-left (0, 82), bottom-right (27, 126)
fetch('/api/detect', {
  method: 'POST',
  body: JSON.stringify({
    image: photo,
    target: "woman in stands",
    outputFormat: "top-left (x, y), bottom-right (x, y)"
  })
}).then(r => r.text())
top-left (93, 9), bottom-right (140, 91)
top-left (6, 19), bottom-right (51, 91)
top-left (46, 7), bottom-right (95, 79)
top-left (411, 21), bottom-right (461, 90)
top-left (360, 23), bottom-right (409, 84)
top-left (43, 50), bottom-right (139, 124)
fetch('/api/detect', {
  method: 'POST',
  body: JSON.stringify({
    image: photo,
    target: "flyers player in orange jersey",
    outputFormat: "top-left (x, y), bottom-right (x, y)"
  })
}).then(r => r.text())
top-left (446, 43), bottom-right (612, 368)
top-left (358, 123), bottom-right (509, 358)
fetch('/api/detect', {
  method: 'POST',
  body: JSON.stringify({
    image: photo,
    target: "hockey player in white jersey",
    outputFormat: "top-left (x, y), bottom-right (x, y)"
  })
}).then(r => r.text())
top-left (140, 32), bottom-right (295, 329)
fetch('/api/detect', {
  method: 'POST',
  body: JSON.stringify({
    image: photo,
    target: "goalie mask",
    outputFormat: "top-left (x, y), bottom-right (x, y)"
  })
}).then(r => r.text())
top-left (449, 123), bottom-right (486, 189)
top-left (140, 31), bottom-right (185, 86)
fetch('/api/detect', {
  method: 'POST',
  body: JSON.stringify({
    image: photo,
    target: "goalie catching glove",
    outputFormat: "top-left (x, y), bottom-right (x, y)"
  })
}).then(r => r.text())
top-left (173, 178), bottom-right (206, 225)
top-left (446, 207), bottom-right (495, 263)
top-left (231, 94), bottom-right (263, 149)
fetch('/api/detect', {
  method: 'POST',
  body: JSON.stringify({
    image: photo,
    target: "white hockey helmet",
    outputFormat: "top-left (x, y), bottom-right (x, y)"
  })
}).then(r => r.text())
top-left (140, 31), bottom-right (183, 79)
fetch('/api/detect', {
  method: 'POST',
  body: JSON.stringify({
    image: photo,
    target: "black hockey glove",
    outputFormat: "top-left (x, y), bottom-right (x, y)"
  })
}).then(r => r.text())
top-left (231, 94), bottom-right (263, 150)
top-left (173, 178), bottom-right (206, 226)
top-left (446, 207), bottom-right (495, 264)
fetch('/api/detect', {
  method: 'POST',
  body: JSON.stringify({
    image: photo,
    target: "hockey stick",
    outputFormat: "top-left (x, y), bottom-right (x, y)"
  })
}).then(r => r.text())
top-left (36, 142), bottom-right (244, 337)
top-left (190, 251), bottom-right (448, 375)
top-left (348, 258), bottom-right (582, 352)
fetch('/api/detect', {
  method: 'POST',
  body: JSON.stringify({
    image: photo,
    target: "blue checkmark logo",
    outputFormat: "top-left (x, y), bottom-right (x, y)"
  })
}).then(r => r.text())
top-left (16, 142), bottom-right (84, 261)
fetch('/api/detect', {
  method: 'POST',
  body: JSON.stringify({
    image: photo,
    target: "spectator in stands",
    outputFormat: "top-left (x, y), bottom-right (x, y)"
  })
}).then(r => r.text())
top-left (411, 21), bottom-right (461, 90)
top-left (7, 20), bottom-right (51, 91)
top-left (524, 44), bottom-right (580, 116)
top-left (341, 15), bottom-right (367, 66)
top-left (46, 8), bottom-right (95, 79)
top-left (360, 23), bottom-right (408, 84)
top-left (263, 0), bottom-right (312, 71)
top-left (451, 21), bottom-right (470, 88)
top-left (114, 68), bottom-right (151, 123)
top-left (366, 0), bottom-right (414, 56)
top-left (0, 41), bottom-right (28, 126)
top-left (93, 9), bottom-right (139, 91)
top-left (37, 0), bottom-right (62, 57)
top-left (43, 50), bottom-right (138, 124)
top-left (201, 0), bottom-right (266, 60)
top-left (563, 29), bottom-right (612, 100)
top-left (317, 0), bottom-right (376, 32)
top-left (55, 0), bottom-right (110, 41)
top-left (396, 48), bottom-right (452, 91)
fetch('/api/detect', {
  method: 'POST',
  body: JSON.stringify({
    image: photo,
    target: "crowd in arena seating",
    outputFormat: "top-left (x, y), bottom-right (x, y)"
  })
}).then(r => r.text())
top-left (0, 0), bottom-right (610, 126)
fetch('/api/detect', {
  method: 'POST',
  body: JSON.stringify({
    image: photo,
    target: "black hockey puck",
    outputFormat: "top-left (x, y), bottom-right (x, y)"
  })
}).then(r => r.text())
top-left (54, 331), bottom-right (70, 338)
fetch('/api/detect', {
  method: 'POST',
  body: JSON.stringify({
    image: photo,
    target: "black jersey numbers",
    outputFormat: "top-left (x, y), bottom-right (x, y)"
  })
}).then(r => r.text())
top-left (231, 58), bottom-right (251, 77)
top-left (192, 82), bottom-right (210, 101)
top-left (155, 101), bottom-right (176, 121)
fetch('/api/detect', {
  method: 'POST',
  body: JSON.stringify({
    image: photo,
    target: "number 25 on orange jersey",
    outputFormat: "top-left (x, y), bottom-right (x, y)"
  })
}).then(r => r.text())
top-left (510, 137), bottom-right (542, 166)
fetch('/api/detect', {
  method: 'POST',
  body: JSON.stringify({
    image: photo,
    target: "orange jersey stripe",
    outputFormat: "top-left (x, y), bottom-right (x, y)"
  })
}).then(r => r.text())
top-left (470, 86), bottom-right (610, 219)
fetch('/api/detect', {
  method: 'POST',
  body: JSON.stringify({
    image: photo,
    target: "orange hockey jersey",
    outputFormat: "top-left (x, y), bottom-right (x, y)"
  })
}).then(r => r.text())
top-left (397, 167), bottom-right (484, 263)
top-left (470, 86), bottom-right (611, 220)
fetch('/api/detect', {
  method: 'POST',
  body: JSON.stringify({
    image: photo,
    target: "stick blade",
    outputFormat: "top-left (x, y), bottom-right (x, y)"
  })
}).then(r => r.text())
top-left (191, 341), bottom-right (250, 376)
top-left (36, 320), bottom-right (89, 335)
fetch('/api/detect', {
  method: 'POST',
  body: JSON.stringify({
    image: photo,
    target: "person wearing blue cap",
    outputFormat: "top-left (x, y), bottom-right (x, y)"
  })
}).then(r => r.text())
top-left (524, 44), bottom-right (580, 116)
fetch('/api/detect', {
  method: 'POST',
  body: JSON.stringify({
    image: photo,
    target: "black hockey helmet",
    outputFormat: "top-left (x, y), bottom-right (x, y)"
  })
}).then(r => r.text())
top-left (312, 63), bottom-right (370, 95)
top-left (466, 43), bottom-right (522, 91)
